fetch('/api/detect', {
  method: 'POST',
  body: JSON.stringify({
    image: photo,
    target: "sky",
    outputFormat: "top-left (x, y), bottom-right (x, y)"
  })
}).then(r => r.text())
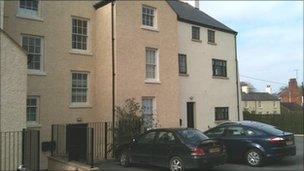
top-left (198, 1), bottom-right (303, 93)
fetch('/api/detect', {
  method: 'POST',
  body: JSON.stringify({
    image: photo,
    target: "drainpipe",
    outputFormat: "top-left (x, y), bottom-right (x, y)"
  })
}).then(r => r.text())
top-left (234, 34), bottom-right (240, 121)
top-left (111, 1), bottom-right (115, 157)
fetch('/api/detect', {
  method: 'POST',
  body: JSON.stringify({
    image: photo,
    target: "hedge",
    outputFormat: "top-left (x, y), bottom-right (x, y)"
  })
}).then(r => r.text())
top-left (243, 110), bottom-right (304, 134)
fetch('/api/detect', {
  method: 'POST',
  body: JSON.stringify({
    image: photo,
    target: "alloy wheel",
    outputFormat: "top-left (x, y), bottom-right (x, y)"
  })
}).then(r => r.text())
top-left (247, 150), bottom-right (261, 166)
top-left (170, 158), bottom-right (183, 171)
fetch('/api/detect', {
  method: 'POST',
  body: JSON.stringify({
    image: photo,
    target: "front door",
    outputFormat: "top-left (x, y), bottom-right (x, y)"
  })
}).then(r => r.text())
top-left (187, 102), bottom-right (195, 128)
top-left (66, 123), bottom-right (88, 162)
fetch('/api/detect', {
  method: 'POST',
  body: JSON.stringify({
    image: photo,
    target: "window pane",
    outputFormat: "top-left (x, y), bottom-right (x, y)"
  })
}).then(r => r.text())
top-left (215, 107), bottom-right (229, 121)
top-left (192, 26), bottom-right (200, 40)
top-left (26, 98), bottom-right (37, 122)
top-left (145, 49), bottom-right (157, 79)
top-left (178, 54), bottom-right (187, 74)
top-left (22, 35), bottom-right (42, 70)
top-left (71, 73), bottom-right (88, 103)
top-left (212, 59), bottom-right (227, 77)
top-left (142, 6), bottom-right (155, 27)
top-left (72, 18), bottom-right (88, 50)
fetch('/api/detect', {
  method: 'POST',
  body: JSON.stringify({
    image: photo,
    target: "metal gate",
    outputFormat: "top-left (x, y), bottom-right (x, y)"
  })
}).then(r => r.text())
top-left (22, 129), bottom-right (40, 171)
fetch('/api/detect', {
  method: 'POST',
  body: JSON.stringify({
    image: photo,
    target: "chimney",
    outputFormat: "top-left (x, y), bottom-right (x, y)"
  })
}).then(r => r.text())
top-left (182, 0), bottom-right (200, 9)
top-left (265, 85), bottom-right (272, 94)
top-left (194, 0), bottom-right (200, 9)
top-left (289, 78), bottom-right (298, 89)
top-left (241, 85), bottom-right (249, 94)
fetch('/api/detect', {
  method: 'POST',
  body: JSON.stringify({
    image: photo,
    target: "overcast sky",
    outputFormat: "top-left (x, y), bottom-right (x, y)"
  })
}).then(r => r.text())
top-left (199, 1), bottom-right (303, 93)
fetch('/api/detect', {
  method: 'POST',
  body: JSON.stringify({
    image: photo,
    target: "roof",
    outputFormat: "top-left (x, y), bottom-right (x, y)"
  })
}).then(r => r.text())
top-left (242, 92), bottom-right (280, 101)
top-left (281, 102), bottom-right (303, 111)
top-left (166, 0), bottom-right (237, 34)
top-left (94, 0), bottom-right (237, 34)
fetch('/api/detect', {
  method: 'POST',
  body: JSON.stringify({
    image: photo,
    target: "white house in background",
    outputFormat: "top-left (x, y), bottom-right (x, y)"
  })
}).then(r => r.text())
top-left (168, 1), bottom-right (241, 131)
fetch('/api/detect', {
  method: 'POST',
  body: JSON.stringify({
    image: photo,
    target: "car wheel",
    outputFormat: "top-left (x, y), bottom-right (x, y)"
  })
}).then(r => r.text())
top-left (246, 149), bottom-right (263, 167)
top-left (120, 152), bottom-right (131, 167)
top-left (169, 156), bottom-right (184, 171)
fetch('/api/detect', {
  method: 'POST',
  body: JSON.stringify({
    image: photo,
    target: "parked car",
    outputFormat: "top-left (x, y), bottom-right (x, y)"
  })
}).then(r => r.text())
top-left (204, 121), bottom-right (296, 167)
top-left (116, 128), bottom-right (227, 171)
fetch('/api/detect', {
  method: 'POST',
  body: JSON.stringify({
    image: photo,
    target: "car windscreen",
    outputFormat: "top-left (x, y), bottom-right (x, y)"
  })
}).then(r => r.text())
top-left (255, 123), bottom-right (284, 135)
top-left (177, 129), bottom-right (209, 144)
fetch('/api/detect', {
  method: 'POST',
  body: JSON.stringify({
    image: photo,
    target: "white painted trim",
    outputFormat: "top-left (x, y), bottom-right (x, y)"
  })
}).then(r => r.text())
top-left (141, 4), bottom-right (158, 30)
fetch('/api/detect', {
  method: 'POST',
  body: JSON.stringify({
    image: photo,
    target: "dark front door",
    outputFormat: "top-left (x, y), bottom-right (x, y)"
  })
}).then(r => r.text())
top-left (22, 129), bottom-right (40, 171)
top-left (66, 123), bottom-right (88, 162)
top-left (187, 102), bottom-right (195, 128)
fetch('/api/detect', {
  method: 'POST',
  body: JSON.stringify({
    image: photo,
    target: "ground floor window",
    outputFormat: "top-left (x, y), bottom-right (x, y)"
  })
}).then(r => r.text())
top-left (27, 97), bottom-right (38, 122)
top-left (215, 107), bottom-right (229, 121)
top-left (142, 97), bottom-right (155, 128)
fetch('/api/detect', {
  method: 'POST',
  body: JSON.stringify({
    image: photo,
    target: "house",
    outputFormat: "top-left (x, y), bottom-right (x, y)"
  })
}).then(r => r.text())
top-left (241, 85), bottom-right (281, 114)
top-left (167, 1), bottom-right (241, 130)
top-left (1, 2), bottom-right (27, 167)
top-left (279, 78), bottom-right (303, 106)
top-left (281, 102), bottom-right (303, 112)
top-left (2, 0), bottom-right (240, 169)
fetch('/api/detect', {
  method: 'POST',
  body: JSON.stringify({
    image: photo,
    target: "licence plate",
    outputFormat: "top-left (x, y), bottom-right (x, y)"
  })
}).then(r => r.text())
top-left (286, 140), bottom-right (293, 146)
top-left (209, 147), bottom-right (221, 153)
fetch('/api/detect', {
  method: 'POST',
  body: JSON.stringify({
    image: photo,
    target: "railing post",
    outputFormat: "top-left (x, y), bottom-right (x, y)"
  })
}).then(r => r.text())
top-left (91, 128), bottom-right (94, 168)
top-left (104, 122), bottom-right (108, 159)
top-left (21, 129), bottom-right (25, 166)
top-left (51, 125), bottom-right (54, 156)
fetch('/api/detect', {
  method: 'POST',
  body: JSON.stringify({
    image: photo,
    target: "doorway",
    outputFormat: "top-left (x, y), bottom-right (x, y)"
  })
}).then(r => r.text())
top-left (187, 102), bottom-right (195, 128)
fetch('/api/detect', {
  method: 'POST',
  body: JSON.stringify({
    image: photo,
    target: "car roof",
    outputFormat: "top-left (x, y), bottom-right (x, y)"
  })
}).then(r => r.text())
top-left (215, 120), bottom-right (270, 129)
top-left (147, 127), bottom-right (196, 132)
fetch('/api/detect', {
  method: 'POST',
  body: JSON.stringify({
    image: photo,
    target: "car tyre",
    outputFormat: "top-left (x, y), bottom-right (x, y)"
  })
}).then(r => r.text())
top-left (120, 151), bottom-right (131, 167)
top-left (169, 156), bottom-right (184, 171)
top-left (246, 149), bottom-right (264, 167)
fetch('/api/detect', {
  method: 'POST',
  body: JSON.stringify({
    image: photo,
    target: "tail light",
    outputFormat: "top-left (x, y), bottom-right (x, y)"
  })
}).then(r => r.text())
top-left (268, 137), bottom-right (284, 144)
top-left (191, 147), bottom-right (205, 156)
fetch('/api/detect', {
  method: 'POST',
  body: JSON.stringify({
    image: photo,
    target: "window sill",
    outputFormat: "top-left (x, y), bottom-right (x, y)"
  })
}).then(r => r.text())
top-left (191, 39), bottom-right (202, 43)
top-left (69, 50), bottom-right (93, 56)
top-left (69, 103), bottom-right (92, 109)
top-left (145, 80), bottom-right (161, 84)
top-left (27, 122), bottom-right (42, 128)
top-left (28, 70), bottom-right (47, 76)
top-left (208, 42), bottom-right (217, 45)
top-left (141, 25), bottom-right (159, 32)
top-left (16, 14), bottom-right (43, 22)
top-left (212, 76), bottom-right (229, 80)
top-left (179, 73), bottom-right (189, 77)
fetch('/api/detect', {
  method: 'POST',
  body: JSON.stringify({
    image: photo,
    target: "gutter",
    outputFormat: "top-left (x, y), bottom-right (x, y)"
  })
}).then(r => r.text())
top-left (234, 34), bottom-right (240, 121)
top-left (111, 1), bottom-right (115, 157)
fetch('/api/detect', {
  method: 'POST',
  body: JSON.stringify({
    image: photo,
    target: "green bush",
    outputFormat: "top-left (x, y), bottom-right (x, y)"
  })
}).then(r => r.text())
top-left (243, 111), bottom-right (304, 134)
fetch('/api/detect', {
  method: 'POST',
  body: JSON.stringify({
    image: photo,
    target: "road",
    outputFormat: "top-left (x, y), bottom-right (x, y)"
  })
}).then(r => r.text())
top-left (98, 136), bottom-right (304, 171)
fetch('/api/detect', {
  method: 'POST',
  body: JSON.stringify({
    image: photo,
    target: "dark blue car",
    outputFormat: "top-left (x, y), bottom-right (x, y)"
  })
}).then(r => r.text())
top-left (204, 121), bottom-right (296, 167)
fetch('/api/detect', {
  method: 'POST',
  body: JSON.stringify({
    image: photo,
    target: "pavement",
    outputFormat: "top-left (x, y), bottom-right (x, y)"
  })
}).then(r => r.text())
top-left (98, 136), bottom-right (304, 171)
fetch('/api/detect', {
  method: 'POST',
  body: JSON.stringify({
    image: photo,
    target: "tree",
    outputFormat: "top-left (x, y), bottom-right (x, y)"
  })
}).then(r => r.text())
top-left (240, 81), bottom-right (256, 92)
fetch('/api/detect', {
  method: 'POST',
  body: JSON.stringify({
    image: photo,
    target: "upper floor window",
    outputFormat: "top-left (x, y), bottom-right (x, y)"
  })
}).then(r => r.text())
top-left (142, 5), bottom-right (156, 27)
top-left (208, 30), bottom-right (215, 43)
top-left (71, 72), bottom-right (88, 104)
top-left (27, 97), bottom-right (38, 122)
top-left (22, 35), bottom-right (43, 71)
top-left (18, 0), bottom-right (41, 19)
top-left (145, 48), bottom-right (159, 81)
top-left (215, 107), bottom-right (229, 121)
top-left (212, 59), bottom-right (227, 77)
top-left (178, 54), bottom-right (187, 75)
top-left (20, 0), bottom-right (38, 11)
top-left (192, 26), bottom-right (200, 41)
top-left (72, 18), bottom-right (88, 51)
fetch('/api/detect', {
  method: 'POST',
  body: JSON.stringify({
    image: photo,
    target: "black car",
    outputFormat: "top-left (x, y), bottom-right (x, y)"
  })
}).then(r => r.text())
top-left (116, 128), bottom-right (227, 171)
top-left (204, 121), bottom-right (296, 167)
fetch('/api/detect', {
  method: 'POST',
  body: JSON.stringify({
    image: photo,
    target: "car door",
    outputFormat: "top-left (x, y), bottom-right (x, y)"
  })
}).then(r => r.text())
top-left (220, 126), bottom-right (248, 159)
top-left (131, 131), bottom-right (156, 164)
top-left (151, 131), bottom-right (178, 167)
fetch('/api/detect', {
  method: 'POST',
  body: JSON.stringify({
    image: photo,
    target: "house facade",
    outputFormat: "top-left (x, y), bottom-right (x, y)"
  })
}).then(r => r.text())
top-left (242, 91), bottom-right (281, 114)
top-left (279, 78), bottom-right (303, 106)
top-left (2, 0), bottom-right (239, 169)
top-left (169, 1), bottom-right (241, 130)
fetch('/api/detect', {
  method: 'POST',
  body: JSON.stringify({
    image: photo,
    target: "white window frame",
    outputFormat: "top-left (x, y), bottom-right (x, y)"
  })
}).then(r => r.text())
top-left (145, 47), bottom-right (160, 83)
top-left (142, 97), bottom-right (156, 128)
top-left (17, 0), bottom-right (42, 21)
top-left (70, 71), bottom-right (90, 108)
top-left (141, 5), bottom-right (158, 31)
top-left (70, 16), bottom-right (91, 55)
top-left (21, 34), bottom-right (45, 75)
top-left (26, 96), bottom-right (39, 124)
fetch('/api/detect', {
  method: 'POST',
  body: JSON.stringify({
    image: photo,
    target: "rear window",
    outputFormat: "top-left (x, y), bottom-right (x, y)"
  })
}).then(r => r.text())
top-left (255, 123), bottom-right (284, 135)
top-left (177, 129), bottom-right (208, 144)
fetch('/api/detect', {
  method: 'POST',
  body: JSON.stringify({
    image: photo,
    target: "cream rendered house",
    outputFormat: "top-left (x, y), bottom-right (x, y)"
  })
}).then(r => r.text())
top-left (168, 1), bottom-right (241, 131)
